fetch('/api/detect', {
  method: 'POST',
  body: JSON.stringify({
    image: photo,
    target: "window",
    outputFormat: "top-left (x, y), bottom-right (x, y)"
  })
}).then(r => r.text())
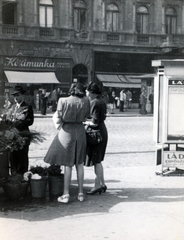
top-left (166, 8), bottom-right (177, 34)
top-left (137, 6), bottom-right (149, 34)
top-left (106, 3), bottom-right (119, 32)
top-left (74, 1), bottom-right (87, 31)
top-left (39, 0), bottom-right (53, 28)
top-left (2, 1), bottom-right (17, 25)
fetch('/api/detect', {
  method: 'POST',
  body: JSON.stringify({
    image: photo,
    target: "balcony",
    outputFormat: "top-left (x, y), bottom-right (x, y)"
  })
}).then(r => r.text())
top-left (1, 24), bottom-right (184, 51)
top-left (2, 24), bottom-right (18, 35)
top-left (40, 28), bottom-right (54, 36)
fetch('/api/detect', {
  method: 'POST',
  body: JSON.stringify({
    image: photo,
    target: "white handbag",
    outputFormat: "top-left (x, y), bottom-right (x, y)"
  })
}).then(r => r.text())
top-left (52, 111), bottom-right (63, 130)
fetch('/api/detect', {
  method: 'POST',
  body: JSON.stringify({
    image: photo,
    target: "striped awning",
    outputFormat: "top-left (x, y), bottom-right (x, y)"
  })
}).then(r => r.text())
top-left (96, 74), bottom-right (141, 88)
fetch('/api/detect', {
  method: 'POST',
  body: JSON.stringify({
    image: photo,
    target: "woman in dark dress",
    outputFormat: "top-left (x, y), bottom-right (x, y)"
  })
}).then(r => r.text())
top-left (85, 82), bottom-right (108, 195)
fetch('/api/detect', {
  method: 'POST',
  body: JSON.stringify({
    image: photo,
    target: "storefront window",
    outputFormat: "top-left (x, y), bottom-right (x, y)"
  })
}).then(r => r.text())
top-left (39, 0), bottom-right (53, 28)
top-left (2, 0), bottom-right (17, 25)
top-left (166, 8), bottom-right (177, 34)
top-left (136, 6), bottom-right (149, 34)
top-left (74, 0), bottom-right (87, 31)
top-left (106, 3), bottom-right (119, 32)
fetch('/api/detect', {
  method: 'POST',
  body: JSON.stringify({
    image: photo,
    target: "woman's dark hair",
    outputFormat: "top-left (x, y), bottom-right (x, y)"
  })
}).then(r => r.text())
top-left (86, 82), bottom-right (102, 95)
top-left (68, 83), bottom-right (85, 98)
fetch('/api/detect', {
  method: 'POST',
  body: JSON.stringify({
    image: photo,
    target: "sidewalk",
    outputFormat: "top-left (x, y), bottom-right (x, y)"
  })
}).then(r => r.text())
top-left (0, 112), bottom-right (183, 240)
top-left (0, 164), bottom-right (184, 240)
top-left (34, 107), bottom-right (153, 118)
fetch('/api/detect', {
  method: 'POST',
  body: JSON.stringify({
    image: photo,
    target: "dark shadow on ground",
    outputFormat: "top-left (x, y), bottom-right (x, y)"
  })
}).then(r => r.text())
top-left (0, 181), bottom-right (184, 221)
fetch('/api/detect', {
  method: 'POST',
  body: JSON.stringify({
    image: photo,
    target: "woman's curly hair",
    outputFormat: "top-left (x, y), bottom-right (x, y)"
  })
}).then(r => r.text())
top-left (68, 83), bottom-right (86, 98)
top-left (86, 82), bottom-right (102, 95)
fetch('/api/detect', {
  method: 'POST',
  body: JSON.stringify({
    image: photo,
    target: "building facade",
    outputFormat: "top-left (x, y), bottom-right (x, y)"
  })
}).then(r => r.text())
top-left (1, 0), bottom-right (184, 109)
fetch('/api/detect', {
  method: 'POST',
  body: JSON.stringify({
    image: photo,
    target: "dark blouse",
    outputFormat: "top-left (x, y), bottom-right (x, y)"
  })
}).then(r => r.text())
top-left (90, 96), bottom-right (106, 125)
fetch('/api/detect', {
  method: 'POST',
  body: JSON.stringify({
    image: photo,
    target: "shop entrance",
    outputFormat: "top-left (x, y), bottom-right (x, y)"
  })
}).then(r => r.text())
top-left (72, 64), bottom-right (88, 85)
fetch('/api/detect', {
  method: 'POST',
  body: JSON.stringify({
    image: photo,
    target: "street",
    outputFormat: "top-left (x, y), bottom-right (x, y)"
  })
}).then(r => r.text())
top-left (29, 116), bottom-right (155, 168)
top-left (1, 116), bottom-right (184, 240)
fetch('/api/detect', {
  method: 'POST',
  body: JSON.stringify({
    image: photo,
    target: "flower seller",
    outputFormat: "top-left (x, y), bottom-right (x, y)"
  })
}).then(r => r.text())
top-left (8, 86), bottom-right (34, 174)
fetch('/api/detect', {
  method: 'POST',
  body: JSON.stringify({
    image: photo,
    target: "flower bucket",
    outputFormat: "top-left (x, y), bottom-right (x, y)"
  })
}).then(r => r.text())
top-left (3, 182), bottom-right (29, 200)
top-left (49, 175), bottom-right (64, 196)
top-left (30, 177), bottom-right (48, 199)
top-left (0, 151), bottom-right (10, 180)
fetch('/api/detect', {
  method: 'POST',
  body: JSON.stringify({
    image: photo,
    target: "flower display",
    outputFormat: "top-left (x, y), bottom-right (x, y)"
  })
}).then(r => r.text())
top-left (0, 123), bottom-right (26, 152)
top-left (29, 165), bottom-right (48, 179)
top-left (0, 110), bottom-right (46, 152)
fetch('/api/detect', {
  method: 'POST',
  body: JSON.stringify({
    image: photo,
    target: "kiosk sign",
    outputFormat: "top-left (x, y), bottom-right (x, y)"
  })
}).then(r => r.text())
top-left (163, 151), bottom-right (184, 168)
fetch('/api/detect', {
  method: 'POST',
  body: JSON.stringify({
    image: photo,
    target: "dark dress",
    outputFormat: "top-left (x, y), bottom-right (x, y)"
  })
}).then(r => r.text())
top-left (85, 96), bottom-right (108, 166)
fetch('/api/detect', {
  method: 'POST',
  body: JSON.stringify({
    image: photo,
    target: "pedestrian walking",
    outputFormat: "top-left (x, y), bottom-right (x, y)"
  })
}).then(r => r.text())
top-left (139, 91), bottom-right (147, 114)
top-left (108, 90), bottom-right (116, 114)
top-left (44, 83), bottom-right (90, 203)
top-left (149, 90), bottom-right (154, 114)
top-left (8, 86), bottom-right (34, 174)
top-left (85, 82), bottom-right (108, 195)
top-left (51, 88), bottom-right (57, 112)
top-left (126, 90), bottom-right (132, 109)
top-left (40, 89), bottom-right (48, 115)
top-left (119, 89), bottom-right (126, 112)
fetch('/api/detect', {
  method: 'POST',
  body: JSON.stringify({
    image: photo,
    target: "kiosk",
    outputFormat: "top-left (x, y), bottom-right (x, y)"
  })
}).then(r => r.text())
top-left (152, 59), bottom-right (184, 175)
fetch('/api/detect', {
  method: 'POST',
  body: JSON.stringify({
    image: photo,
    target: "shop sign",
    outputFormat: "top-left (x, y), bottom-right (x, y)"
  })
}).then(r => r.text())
top-left (4, 57), bottom-right (71, 69)
top-left (163, 151), bottom-right (184, 167)
top-left (169, 80), bottom-right (184, 85)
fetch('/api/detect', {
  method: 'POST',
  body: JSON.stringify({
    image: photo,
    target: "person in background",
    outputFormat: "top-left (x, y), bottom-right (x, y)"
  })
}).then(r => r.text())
top-left (40, 89), bottom-right (48, 115)
top-left (149, 90), bottom-right (154, 114)
top-left (108, 90), bottom-right (116, 114)
top-left (51, 88), bottom-right (57, 112)
top-left (126, 90), bottom-right (132, 109)
top-left (119, 89), bottom-right (126, 112)
top-left (85, 82), bottom-right (108, 195)
top-left (139, 91), bottom-right (147, 114)
top-left (8, 86), bottom-right (34, 174)
top-left (44, 83), bottom-right (90, 203)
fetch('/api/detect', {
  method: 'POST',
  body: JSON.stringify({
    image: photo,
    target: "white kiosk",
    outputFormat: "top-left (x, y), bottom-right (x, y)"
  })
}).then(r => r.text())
top-left (152, 59), bottom-right (184, 175)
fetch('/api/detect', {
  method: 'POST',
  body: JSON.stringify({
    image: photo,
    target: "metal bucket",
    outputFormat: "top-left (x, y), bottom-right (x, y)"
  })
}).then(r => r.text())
top-left (48, 175), bottom-right (64, 196)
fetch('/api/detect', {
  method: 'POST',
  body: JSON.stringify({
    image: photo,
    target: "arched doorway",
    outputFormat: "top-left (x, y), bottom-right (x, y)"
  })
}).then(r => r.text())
top-left (72, 64), bottom-right (88, 86)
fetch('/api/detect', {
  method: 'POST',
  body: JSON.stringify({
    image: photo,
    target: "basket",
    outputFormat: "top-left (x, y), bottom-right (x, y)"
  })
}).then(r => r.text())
top-left (48, 175), bottom-right (64, 196)
top-left (30, 177), bottom-right (48, 199)
top-left (3, 182), bottom-right (29, 200)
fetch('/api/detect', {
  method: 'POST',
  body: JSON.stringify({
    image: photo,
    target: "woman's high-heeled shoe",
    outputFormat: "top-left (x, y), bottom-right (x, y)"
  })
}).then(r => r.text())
top-left (57, 194), bottom-right (70, 203)
top-left (101, 185), bottom-right (107, 193)
top-left (78, 193), bottom-right (84, 202)
top-left (86, 187), bottom-right (102, 195)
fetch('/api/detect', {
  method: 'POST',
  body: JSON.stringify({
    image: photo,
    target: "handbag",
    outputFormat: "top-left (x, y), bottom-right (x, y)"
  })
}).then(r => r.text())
top-left (52, 111), bottom-right (63, 130)
top-left (85, 125), bottom-right (103, 145)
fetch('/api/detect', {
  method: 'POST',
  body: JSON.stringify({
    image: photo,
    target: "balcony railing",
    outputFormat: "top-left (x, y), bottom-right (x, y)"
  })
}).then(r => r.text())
top-left (1, 24), bottom-right (184, 50)
top-left (2, 24), bottom-right (18, 34)
top-left (40, 28), bottom-right (54, 36)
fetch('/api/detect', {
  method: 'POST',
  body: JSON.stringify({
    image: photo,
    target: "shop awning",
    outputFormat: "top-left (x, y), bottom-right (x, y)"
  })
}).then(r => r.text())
top-left (4, 71), bottom-right (60, 84)
top-left (96, 74), bottom-right (141, 88)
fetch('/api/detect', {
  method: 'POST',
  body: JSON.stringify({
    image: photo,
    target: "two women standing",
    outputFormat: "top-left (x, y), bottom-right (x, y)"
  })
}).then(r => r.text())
top-left (44, 82), bottom-right (108, 203)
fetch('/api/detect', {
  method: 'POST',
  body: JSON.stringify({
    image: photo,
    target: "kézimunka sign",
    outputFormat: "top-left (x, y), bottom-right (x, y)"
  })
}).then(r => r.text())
top-left (4, 57), bottom-right (71, 69)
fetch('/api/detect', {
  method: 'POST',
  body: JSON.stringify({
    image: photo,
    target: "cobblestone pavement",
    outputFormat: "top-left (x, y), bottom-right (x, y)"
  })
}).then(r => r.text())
top-left (29, 116), bottom-right (155, 167)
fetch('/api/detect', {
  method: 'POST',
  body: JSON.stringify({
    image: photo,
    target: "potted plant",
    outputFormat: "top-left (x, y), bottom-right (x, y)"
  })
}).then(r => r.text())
top-left (28, 166), bottom-right (48, 199)
top-left (47, 165), bottom-right (64, 197)
top-left (0, 173), bottom-right (29, 200)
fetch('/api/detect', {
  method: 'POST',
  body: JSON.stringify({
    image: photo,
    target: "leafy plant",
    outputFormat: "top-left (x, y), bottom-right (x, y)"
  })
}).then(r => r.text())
top-left (47, 165), bottom-right (63, 176)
